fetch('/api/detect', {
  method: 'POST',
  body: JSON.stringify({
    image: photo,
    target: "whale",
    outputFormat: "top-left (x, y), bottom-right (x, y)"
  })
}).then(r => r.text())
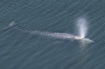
top-left (30, 31), bottom-right (94, 43)
top-left (2, 22), bottom-right (94, 43)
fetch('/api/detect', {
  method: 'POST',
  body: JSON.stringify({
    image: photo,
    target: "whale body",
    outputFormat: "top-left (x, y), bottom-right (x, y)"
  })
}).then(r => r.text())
top-left (30, 31), bottom-right (94, 43)
top-left (2, 22), bottom-right (94, 43)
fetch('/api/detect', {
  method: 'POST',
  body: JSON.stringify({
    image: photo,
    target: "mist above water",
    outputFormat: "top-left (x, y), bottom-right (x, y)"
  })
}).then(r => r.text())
top-left (77, 18), bottom-right (88, 38)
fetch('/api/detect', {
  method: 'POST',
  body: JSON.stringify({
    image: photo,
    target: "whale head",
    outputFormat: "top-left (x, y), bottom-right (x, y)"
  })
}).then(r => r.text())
top-left (74, 36), bottom-right (94, 43)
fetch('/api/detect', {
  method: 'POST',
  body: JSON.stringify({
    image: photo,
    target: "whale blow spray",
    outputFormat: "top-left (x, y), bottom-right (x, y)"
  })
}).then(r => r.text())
top-left (77, 18), bottom-right (88, 38)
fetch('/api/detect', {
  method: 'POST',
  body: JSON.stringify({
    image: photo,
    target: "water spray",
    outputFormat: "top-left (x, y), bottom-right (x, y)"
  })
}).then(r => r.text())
top-left (75, 18), bottom-right (94, 43)
top-left (77, 18), bottom-right (88, 38)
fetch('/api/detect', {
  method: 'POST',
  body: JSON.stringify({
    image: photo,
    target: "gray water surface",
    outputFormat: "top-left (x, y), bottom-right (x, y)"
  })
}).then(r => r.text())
top-left (0, 0), bottom-right (105, 69)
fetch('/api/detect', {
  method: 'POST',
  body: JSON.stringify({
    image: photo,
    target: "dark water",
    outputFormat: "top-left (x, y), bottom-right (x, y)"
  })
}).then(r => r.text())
top-left (0, 0), bottom-right (105, 69)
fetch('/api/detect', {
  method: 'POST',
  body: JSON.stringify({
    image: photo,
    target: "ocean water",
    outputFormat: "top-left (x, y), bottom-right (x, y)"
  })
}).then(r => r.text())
top-left (0, 0), bottom-right (105, 69)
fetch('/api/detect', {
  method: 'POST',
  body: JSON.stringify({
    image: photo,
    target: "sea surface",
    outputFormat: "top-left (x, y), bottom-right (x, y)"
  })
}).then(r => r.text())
top-left (0, 0), bottom-right (105, 69)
